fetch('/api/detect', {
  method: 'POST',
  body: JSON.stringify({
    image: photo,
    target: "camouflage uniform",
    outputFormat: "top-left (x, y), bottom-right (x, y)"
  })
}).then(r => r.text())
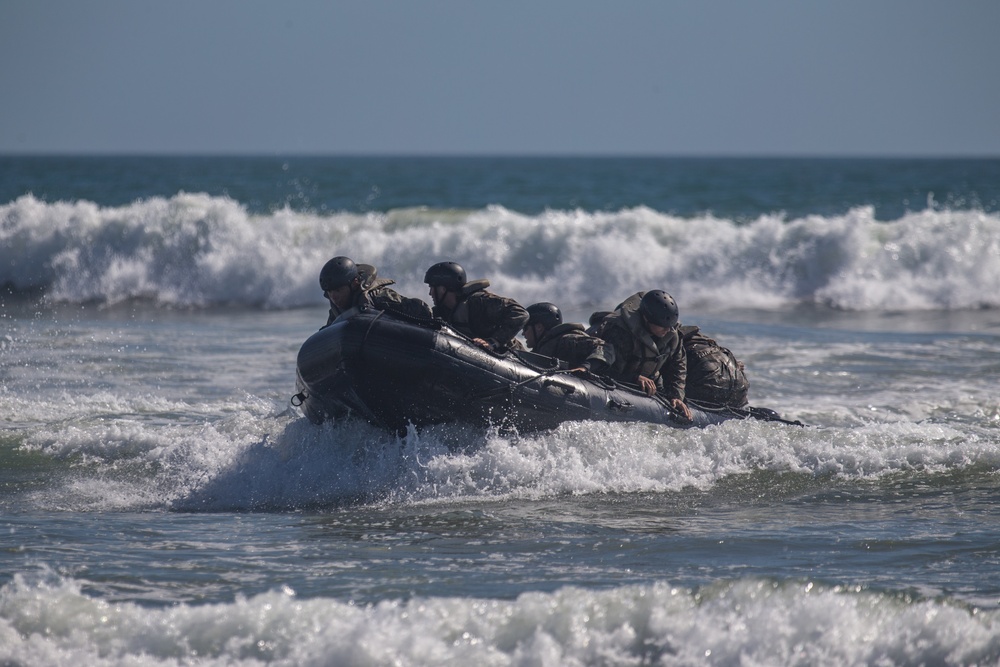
top-left (433, 279), bottom-right (528, 351)
top-left (325, 266), bottom-right (432, 327)
top-left (531, 323), bottom-right (609, 372)
top-left (593, 292), bottom-right (687, 401)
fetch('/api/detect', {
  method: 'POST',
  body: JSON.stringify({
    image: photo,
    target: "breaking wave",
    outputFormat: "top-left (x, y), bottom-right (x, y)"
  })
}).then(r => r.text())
top-left (3, 193), bottom-right (999, 311)
top-left (2, 572), bottom-right (998, 666)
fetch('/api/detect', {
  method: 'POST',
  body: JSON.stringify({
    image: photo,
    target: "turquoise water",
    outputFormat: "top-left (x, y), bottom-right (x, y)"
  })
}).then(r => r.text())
top-left (2, 157), bottom-right (1000, 665)
top-left (5, 156), bottom-right (999, 219)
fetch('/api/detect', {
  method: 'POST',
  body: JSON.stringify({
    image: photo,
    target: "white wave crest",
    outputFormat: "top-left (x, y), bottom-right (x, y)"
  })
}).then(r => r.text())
top-left (3, 194), bottom-right (999, 311)
top-left (2, 573), bottom-right (998, 666)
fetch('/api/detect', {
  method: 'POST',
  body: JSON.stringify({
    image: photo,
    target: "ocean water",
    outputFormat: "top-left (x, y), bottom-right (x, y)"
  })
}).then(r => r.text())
top-left (2, 156), bottom-right (1000, 666)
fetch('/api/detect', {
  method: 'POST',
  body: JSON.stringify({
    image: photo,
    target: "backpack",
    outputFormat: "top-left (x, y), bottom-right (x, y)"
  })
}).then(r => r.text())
top-left (679, 325), bottom-right (749, 408)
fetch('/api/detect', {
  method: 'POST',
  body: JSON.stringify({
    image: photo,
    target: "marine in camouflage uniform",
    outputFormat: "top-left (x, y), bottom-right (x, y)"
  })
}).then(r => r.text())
top-left (592, 291), bottom-right (687, 404)
top-left (590, 298), bottom-right (750, 409)
top-left (424, 261), bottom-right (528, 352)
top-left (320, 256), bottom-right (432, 328)
top-left (522, 302), bottom-right (609, 373)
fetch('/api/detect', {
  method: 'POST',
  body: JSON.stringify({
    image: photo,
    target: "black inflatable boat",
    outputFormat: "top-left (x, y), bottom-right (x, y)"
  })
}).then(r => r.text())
top-left (294, 308), bottom-right (796, 433)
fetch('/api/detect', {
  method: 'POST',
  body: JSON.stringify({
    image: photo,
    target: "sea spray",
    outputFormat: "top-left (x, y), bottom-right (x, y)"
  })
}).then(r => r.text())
top-left (14, 402), bottom-right (997, 513)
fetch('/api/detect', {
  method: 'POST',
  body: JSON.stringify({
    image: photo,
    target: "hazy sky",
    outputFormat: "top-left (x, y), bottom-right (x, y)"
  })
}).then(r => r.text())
top-left (2, 0), bottom-right (998, 156)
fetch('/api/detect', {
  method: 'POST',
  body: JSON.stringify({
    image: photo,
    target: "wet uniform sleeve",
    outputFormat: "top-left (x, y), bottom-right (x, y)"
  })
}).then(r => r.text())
top-left (595, 323), bottom-right (634, 381)
top-left (558, 332), bottom-right (609, 373)
top-left (581, 337), bottom-right (610, 374)
top-left (471, 293), bottom-right (529, 349)
top-left (370, 288), bottom-right (433, 320)
top-left (657, 339), bottom-right (687, 402)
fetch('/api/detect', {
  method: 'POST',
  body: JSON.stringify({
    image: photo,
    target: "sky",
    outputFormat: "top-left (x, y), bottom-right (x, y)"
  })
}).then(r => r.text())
top-left (2, 0), bottom-right (999, 157)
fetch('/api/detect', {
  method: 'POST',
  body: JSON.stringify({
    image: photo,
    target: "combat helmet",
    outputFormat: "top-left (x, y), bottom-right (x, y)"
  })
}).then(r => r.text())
top-left (319, 256), bottom-right (360, 290)
top-left (423, 261), bottom-right (467, 290)
top-left (639, 290), bottom-right (679, 329)
top-left (525, 302), bottom-right (562, 330)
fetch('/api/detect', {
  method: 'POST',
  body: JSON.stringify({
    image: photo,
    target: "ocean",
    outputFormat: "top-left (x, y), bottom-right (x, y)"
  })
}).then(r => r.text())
top-left (2, 156), bottom-right (1000, 665)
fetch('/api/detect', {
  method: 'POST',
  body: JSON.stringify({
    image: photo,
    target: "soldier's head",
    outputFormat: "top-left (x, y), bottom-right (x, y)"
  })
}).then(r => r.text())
top-left (522, 302), bottom-right (562, 349)
top-left (424, 261), bottom-right (466, 309)
top-left (320, 256), bottom-right (362, 310)
top-left (639, 290), bottom-right (679, 338)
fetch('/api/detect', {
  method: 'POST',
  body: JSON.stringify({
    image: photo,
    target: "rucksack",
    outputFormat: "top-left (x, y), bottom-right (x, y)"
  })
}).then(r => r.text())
top-left (679, 325), bottom-right (749, 408)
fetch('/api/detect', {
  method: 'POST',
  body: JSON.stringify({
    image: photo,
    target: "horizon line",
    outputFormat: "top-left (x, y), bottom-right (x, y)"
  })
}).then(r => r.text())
top-left (3, 151), bottom-right (1000, 160)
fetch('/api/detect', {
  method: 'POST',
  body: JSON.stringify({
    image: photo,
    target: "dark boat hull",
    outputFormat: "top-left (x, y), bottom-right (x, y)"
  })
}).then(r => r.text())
top-left (295, 309), bottom-right (781, 432)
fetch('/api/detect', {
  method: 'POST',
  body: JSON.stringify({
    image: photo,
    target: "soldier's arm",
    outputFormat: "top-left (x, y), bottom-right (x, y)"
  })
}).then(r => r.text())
top-left (659, 342), bottom-right (688, 401)
top-left (370, 288), bottom-right (433, 320)
top-left (479, 294), bottom-right (529, 349)
top-left (596, 325), bottom-right (634, 380)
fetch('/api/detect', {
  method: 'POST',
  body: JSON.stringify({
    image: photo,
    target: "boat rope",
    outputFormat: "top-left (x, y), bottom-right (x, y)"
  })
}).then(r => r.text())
top-left (358, 308), bottom-right (385, 354)
top-left (649, 393), bottom-right (684, 423)
top-left (470, 368), bottom-right (578, 402)
top-left (686, 399), bottom-right (805, 426)
top-left (511, 352), bottom-right (562, 374)
top-left (379, 306), bottom-right (444, 329)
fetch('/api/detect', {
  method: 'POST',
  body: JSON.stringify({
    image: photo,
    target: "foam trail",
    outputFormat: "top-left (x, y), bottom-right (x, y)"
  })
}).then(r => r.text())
top-left (3, 194), bottom-right (1000, 311)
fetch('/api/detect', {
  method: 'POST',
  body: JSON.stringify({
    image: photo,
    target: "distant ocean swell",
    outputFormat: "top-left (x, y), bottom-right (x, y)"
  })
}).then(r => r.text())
top-left (3, 193), bottom-right (999, 311)
top-left (2, 573), bottom-right (998, 666)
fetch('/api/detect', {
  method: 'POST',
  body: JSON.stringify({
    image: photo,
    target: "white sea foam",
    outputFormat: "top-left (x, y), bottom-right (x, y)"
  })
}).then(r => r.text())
top-left (15, 395), bottom-right (999, 513)
top-left (1, 572), bottom-right (998, 666)
top-left (3, 194), bottom-right (999, 311)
